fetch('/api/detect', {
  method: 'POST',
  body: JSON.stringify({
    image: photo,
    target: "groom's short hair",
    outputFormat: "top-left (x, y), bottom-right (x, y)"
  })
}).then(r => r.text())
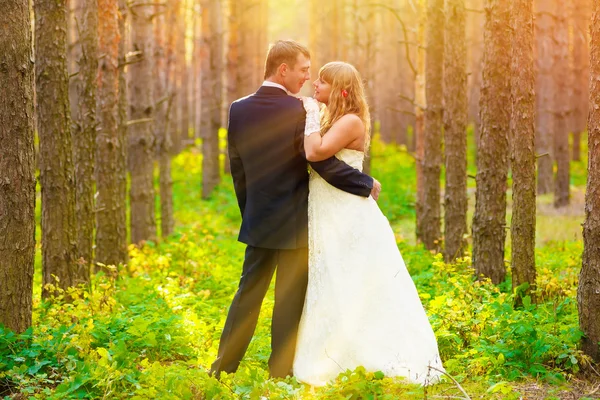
top-left (264, 40), bottom-right (311, 79)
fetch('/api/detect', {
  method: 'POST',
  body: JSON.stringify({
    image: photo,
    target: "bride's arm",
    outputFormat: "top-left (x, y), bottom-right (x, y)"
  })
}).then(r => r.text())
top-left (304, 114), bottom-right (363, 161)
top-left (300, 97), bottom-right (363, 162)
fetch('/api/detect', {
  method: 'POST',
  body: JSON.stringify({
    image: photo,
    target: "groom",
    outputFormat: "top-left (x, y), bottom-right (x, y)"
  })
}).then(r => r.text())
top-left (210, 40), bottom-right (380, 379)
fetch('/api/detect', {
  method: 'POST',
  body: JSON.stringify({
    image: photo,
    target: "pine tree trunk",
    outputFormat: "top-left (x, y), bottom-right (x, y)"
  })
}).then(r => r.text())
top-left (579, 0), bottom-right (600, 362)
top-left (510, 0), bottom-right (537, 304)
top-left (472, 0), bottom-right (511, 284)
top-left (419, 0), bottom-right (444, 251)
top-left (467, 0), bottom-right (484, 142)
top-left (73, 0), bottom-right (98, 272)
top-left (224, 0), bottom-right (240, 174)
top-left (534, 0), bottom-right (555, 194)
top-left (0, 0), bottom-right (36, 332)
top-left (96, 0), bottom-right (127, 267)
top-left (415, 0), bottom-right (426, 237)
top-left (68, 0), bottom-right (80, 126)
top-left (35, 0), bottom-right (82, 295)
top-left (443, 0), bottom-right (468, 262)
top-left (554, 1), bottom-right (571, 208)
top-left (128, 2), bottom-right (156, 244)
top-left (176, 1), bottom-right (189, 153)
top-left (117, 0), bottom-right (129, 258)
top-left (201, 0), bottom-right (223, 198)
top-left (155, 2), bottom-right (174, 238)
top-left (572, 0), bottom-right (591, 161)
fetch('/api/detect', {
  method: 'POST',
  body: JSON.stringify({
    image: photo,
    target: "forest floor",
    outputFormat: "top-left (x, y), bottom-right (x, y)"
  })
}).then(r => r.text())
top-left (1, 135), bottom-right (598, 399)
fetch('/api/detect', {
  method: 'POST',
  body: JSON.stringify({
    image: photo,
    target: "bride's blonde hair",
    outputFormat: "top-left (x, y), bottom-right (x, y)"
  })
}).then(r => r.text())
top-left (318, 61), bottom-right (371, 150)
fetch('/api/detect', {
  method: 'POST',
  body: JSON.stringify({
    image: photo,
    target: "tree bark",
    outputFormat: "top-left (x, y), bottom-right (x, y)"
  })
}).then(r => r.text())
top-left (534, 0), bottom-right (555, 194)
top-left (415, 0), bottom-right (426, 236)
top-left (467, 0), bottom-right (484, 143)
top-left (578, 0), bottom-right (600, 362)
top-left (571, 0), bottom-right (591, 161)
top-left (175, 0), bottom-right (189, 154)
top-left (117, 0), bottom-right (129, 258)
top-left (128, 2), bottom-right (156, 244)
top-left (96, 0), bottom-right (127, 267)
top-left (73, 0), bottom-right (98, 273)
top-left (443, 0), bottom-right (468, 262)
top-left (510, 0), bottom-right (537, 304)
top-left (472, 0), bottom-right (511, 284)
top-left (418, 0), bottom-right (444, 251)
top-left (201, 0), bottom-right (223, 198)
top-left (35, 0), bottom-right (82, 295)
top-left (155, 2), bottom-right (174, 237)
top-left (0, 0), bottom-right (36, 332)
top-left (553, 0), bottom-right (571, 208)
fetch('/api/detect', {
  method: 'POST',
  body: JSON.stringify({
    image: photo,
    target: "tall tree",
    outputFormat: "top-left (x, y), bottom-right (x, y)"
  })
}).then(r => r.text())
top-left (510, 0), bottom-right (536, 304)
top-left (553, 0), bottom-right (571, 208)
top-left (534, 0), bottom-right (555, 194)
top-left (155, 1), bottom-right (174, 237)
top-left (415, 0), bottom-right (427, 231)
top-left (472, 0), bottom-right (511, 284)
top-left (201, 0), bottom-right (223, 198)
top-left (174, 0), bottom-right (189, 154)
top-left (35, 0), bottom-right (82, 294)
top-left (467, 0), bottom-right (484, 142)
top-left (73, 0), bottom-right (99, 271)
top-left (128, 2), bottom-right (156, 243)
top-left (443, 0), bottom-right (468, 261)
top-left (96, 0), bottom-right (127, 266)
top-left (571, 0), bottom-right (591, 161)
top-left (117, 0), bottom-right (129, 257)
top-left (418, 0), bottom-right (444, 251)
top-left (0, 0), bottom-right (36, 332)
top-left (578, 0), bottom-right (600, 362)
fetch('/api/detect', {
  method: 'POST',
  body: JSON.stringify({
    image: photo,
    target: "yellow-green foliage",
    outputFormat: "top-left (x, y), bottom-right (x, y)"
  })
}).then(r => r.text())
top-left (0, 139), bottom-right (588, 399)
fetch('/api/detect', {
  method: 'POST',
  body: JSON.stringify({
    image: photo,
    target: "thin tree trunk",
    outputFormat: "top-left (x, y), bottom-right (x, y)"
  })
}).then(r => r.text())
top-left (472, 0), bottom-right (511, 284)
top-left (554, 1), bottom-right (571, 208)
top-left (467, 0), bottom-right (484, 144)
top-left (578, 0), bottom-right (600, 362)
top-left (534, 0), bottom-right (555, 194)
top-left (0, 0), bottom-right (36, 332)
top-left (572, 0), bottom-right (591, 161)
top-left (96, 0), bottom-right (127, 267)
top-left (73, 0), bottom-right (98, 272)
top-left (510, 0), bottom-right (537, 304)
top-left (35, 0), bottom-right (82, 295)
top-left (128, 2), bottom-right (156, 244)
top-left (443, 0), bottom-right (468, 262)
top-left (68, 0), bottom-right (81, 127)
top-left (419, 0), bottom-right (444, 251)
top-left (176, 0), bottom-right (189, 153)
top-left (224, 0), bottom-right (241, 174)
top-left (415, 0), bottom-right (426, 238)
top-left (201, 0), bottom-right (223, 198)
top-left (117, 0), bottom-right (129, 258)
top-left (155, 2), bottom-right (174, 238)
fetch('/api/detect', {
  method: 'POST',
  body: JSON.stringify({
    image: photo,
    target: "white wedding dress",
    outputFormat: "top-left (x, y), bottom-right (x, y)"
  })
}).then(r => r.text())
top-left (293, 148), bottom-right (445, 387)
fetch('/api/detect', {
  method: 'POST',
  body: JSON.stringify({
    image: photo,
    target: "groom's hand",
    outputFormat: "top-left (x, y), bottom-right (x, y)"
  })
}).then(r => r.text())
top-left (371, 179), bottom-right (382, 201)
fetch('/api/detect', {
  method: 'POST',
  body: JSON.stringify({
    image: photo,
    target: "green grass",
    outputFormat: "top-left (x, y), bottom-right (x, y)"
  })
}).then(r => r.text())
top-left (1, 131), bottom-right (592, 399)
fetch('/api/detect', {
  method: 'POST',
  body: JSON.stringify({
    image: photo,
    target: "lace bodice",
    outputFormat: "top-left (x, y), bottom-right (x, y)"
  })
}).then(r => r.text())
top-left (334, 148), bottom-right (364, 170)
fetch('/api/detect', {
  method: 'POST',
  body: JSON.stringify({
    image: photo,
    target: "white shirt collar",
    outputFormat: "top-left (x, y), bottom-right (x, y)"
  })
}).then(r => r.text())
top-left (262, 80), bottom-right (290, 94)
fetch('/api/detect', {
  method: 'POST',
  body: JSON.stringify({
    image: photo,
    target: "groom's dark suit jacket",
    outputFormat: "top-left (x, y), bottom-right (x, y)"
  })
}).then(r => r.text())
top-left (227, 85), bottom-right (373, 250)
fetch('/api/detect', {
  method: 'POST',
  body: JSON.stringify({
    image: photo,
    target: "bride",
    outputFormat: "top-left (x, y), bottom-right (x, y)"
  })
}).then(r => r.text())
top-left (293, 61), bottom-right (445, 386)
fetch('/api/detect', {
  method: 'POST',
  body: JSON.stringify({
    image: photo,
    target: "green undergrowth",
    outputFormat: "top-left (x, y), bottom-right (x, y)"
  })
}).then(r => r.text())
top-left (1, 137), bottom-right (590, 399)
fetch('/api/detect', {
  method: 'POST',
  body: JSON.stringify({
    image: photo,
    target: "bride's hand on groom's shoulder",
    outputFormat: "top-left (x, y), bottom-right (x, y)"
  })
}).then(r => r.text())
top-left (300, 96), bottom-right (320, 114)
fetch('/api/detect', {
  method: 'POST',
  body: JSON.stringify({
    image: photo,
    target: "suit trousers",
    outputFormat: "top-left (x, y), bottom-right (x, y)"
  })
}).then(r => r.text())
top-left (210, 245), bottom-right (309, 378)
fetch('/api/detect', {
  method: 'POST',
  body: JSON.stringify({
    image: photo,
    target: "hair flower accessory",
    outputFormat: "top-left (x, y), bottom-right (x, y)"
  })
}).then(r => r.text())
top-left (341, 89), bottom-right (349, 98)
